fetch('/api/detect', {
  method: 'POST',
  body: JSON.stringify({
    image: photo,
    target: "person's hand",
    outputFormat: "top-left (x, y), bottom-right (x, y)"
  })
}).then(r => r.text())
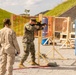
top-left (18, 51), bottom-right (20, 54)
top-left (41, 25), bottom-right (46, 29)
top-left (42, 25), bottom-right (45, 28)
top-left (15, 51), bottom-right (20, 56)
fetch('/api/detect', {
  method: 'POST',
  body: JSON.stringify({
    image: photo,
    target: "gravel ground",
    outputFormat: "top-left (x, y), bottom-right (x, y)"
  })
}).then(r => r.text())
top-left (1, 36), bottom-right (76, 75)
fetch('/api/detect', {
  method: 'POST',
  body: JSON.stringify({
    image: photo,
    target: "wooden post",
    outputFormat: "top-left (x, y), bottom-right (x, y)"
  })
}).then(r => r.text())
top-left (66, 17), bottom-right (70, 47)
top-left (38, 14), bottom-right (43, 64)
top-left (52, 17), bottom-right (55, 58)
top-left (38, 14), bottom-right (49, 65)
top-left (75, 19), bottom-right (76, 55)
top-left (11, 14), bottom-right (13, 29)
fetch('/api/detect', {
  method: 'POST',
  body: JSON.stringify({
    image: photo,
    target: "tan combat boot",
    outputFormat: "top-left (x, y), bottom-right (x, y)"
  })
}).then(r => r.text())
top-left (19, 63), bottom-right (26, 68)
top-left (31, 61), bottom-right (39, 65)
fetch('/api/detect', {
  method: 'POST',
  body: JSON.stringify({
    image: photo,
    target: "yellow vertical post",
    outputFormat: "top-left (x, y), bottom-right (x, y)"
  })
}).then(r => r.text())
top-left (52, 17), bottom-right (55, 58)
top-left (11, 14), bottom-right (13, 29)
top-left (38, 14), bottom-right (43, 64)
top-left (66, 17), bottom-right (70, 47)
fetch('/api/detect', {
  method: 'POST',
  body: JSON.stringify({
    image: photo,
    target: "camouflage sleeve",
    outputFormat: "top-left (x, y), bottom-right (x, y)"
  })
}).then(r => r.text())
top-left (12, 31), bottom-right (20, 52)
top-left (34, 25), bottom-right (43, 30)
top-left (24, 23), bottom-right (43, 31)
top-left (25, 23), bottom-right (35, 31)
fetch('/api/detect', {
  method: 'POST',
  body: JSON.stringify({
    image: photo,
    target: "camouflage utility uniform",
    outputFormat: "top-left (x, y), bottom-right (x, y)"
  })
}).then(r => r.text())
top-left (0, 27), bottom-right (20, 75)
top-left (20, 23), bottom-right (41, 64)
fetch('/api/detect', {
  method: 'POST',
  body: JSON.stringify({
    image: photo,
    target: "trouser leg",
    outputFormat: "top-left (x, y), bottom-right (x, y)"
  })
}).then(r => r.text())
top-left (7, 54), bottom-right (15, 75)
top-left (20, 43), bottom-right (30, 64)
top-left (30, 42), bottom-right (35, 62)
top-left (0, 53), bottom-right (7, 75)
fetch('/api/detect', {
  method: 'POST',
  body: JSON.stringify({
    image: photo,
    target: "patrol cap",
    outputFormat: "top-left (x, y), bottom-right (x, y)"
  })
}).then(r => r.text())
top-left (30, 18), bottom-right (37, 22)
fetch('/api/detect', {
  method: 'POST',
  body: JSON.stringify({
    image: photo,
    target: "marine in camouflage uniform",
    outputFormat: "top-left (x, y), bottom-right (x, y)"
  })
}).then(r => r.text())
top-left (19, 18), bottom-right (43, 68)
top-left (0, 19), bottom-right (20, 75)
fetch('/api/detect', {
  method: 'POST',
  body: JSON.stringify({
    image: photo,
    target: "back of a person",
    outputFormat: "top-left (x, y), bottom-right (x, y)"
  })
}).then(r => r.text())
top-left (0, 27), bottom-right (15, 54)
top-left (1, 27), bottom-right (12, 44)
top-left (0, 18), bottom-right (20, 75)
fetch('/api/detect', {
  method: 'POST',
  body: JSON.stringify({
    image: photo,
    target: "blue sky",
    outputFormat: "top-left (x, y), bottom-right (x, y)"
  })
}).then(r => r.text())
top-left (0, 0), bottom-right (65, 16)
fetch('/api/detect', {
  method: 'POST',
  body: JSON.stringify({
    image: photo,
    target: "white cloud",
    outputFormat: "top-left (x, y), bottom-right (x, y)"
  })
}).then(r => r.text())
top-left (0, 0), bottom-right (23, 7)
top-left (0, 0), bottom-right (42, 7)
top-left (0, 0), bottom-right (43, 9)
top-left (24, 0), bottom-right (43, 8)
top-left (26, 0), bottom-right (42, 5)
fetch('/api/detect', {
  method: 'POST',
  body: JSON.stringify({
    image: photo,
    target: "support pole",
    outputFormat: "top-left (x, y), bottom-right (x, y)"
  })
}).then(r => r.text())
top-left (11, 14), bottom-right (14, 29)
top-left (75, 19), bottom-right (76, 55)
top-left (38, 14), bottom-right (48, 65)
top-left (38, 14), bottom-right (42, 64)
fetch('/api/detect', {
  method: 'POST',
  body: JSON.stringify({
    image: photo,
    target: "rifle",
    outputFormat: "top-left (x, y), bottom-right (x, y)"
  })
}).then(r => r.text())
top-left (36, 22), bottom-right (47, 27)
